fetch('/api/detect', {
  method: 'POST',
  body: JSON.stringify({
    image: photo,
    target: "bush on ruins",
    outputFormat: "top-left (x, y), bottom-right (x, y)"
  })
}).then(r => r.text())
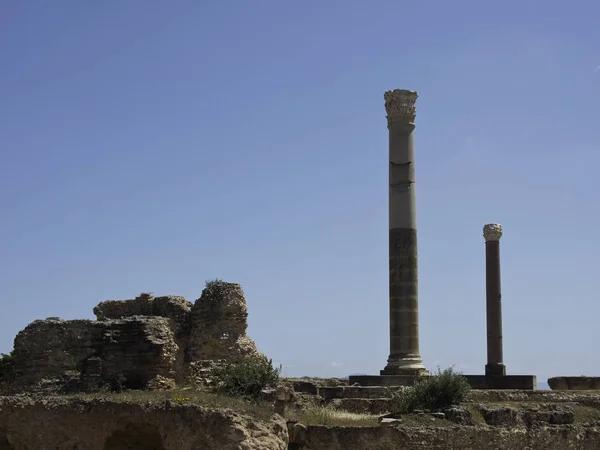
top-left (212, 355), bottom-right (281, 401)
top-left (0, 351), bottom-right (14, 382)
top-left (389, 366), bottom-right (471, 414)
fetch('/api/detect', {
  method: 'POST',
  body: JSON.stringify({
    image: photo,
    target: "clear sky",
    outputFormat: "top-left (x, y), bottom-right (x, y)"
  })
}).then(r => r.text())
top-left (1, 1), bottom-right (599, 385)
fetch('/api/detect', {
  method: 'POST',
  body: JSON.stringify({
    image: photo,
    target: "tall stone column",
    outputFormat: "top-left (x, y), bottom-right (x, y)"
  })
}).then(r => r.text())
top-left (381, 89), bottom-right (426, 377)
top-left (483, 224), bottom-right (506, 376)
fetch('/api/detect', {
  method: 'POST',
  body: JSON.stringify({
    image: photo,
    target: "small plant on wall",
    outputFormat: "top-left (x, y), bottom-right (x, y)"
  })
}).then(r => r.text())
top-left (0, 351), bottom-right (15, 381)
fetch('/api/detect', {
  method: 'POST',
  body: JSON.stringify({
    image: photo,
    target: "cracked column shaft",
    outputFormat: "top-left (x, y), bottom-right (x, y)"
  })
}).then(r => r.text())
top-left (483, 223), bottom-right (506, 376)
top-left (381, 89), bottom-right (426, 376)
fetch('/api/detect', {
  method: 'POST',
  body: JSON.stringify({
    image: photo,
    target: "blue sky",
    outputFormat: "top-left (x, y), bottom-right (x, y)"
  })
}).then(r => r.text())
top-left (1, 1), bottom-right (599, 384)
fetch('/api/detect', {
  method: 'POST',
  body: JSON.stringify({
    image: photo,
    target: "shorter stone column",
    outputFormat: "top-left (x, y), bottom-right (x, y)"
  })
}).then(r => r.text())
top-left (483, 224), bottom-right (506, 376)
top-left (462, 223), bottom-right (536, 389)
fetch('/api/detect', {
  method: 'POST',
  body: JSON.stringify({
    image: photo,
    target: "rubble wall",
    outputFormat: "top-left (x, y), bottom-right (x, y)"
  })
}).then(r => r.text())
top-left (13, 317), bottom-right (178, 391)
top-left (187, 282), bottom-right (262, 362)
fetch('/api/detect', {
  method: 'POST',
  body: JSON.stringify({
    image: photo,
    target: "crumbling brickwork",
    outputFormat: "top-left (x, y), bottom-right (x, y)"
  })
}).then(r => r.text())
top-left (13, 316), bottom-right (178, 391)
top-left (93, 293), bottom-right (193, 381)
top-left (10, 281), bottom-right (263, 393)
top-left (187, 282), bottom-right (262, 362)
top-left (93, 294), bottom-right (192, 338)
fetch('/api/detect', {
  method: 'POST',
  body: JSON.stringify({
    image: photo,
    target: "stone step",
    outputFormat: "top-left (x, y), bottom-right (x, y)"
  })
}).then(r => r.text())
top-left (467, 389), bottom-right (600, 405)
top-left (317, 386), bottom-right (400, 400)
top-left (322, 390), bottom-right (600, 416)
top-left (295, 385), bottom-right (600, 404)
top-left (328, 398), bottom-right (392, 415)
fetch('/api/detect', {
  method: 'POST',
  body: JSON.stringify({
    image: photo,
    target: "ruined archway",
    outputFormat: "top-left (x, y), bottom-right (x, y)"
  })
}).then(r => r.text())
top-left (103, 423), bottom-right (165, 450)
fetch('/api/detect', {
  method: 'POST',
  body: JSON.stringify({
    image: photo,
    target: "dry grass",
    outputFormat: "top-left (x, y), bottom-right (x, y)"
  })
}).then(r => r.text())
top-left (300, 405), bottom-right (379, 427)
top-left (570, 405), bottom-right (600, 424)
top-left (283, 377), bottom-right (347, 387)
top-left (396, 414), bottom-right (454, 427)
top-left (57, 387), bottom-right (275, 420)
top-left (463, 403), bottom-right (486, 424)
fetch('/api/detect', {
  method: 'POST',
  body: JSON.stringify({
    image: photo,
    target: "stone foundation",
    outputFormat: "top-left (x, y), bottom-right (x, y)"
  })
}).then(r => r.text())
top-left (290, 423), bottom-right (600, 450)
top-left (348, 374), bottom-right (422, 387)
top-left (0, 396), bottom-right (287, 450)
top-left (548, 376), bottom-right (600, 390)
top-left (463, 375), bottom-right (537, 390)
top-left (347, 373), bottom-right (537, 390)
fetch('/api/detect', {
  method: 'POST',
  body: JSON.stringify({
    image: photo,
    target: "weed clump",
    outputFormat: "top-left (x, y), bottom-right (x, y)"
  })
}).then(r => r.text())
top-left (213, 355), bottom-right (281, 400)
top-left (0, 350), bottom-right (14, 381)
top-left (204, 278), bottom-right (224, 290)
top-left (390, 367), bottom-right (471, 414)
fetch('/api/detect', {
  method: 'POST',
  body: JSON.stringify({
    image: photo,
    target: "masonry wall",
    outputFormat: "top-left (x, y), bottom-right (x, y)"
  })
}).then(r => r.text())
top-left (93, 294), bottom-right (193, 379)
top-left (11, 282), bottom-right (263, 392)
top-left (13, 318), bottom-right (101, 386)
top-left (94, 294), bottom-right (192, 337)
top-left (187, 282), bottom-right (261, 362)
top-left (13, 316), bottom-right (178, 390)
top-left (0, 397), bottom-right (288, 450)
top-left (295, 424), bottom-right (600, 450)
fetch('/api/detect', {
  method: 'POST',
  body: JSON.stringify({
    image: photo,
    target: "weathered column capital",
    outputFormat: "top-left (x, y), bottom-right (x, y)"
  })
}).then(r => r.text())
top-left (483, 224), bottom-right (503, 242)
top-left (384, 89), bottom-right (418, 127)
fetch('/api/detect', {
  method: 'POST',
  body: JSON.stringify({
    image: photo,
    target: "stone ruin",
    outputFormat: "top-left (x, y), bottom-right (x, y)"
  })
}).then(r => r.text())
top-left (9, 281), bottom-right (263, 393)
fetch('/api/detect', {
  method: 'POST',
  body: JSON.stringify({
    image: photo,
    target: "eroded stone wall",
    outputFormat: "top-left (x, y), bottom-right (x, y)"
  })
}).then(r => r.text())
top-left (94, 294), bottom-right (192, 337)
top-left (13, 316), bottom-right (178, 391)
top-left (0, 397), bottom-right (288, 450)
top-left (93, 294), bottom-right (194, 380)
top-left (11, 281), bottom-right (263, 392)
top-left (187, 282), bottom-right (262, 362)
top-left (13, 318), bottom-right (100, 386)
top-left (294, 424), bottom-right (600, 450)
top-left (93, 293), bottom-right (155, 319)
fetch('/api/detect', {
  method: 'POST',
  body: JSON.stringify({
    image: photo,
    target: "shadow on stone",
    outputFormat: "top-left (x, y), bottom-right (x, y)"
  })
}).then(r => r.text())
top-left (479, 406), bottom-right (523, 427)
top-left (0, 428), bottom-right (14, 450)
top-left (103, 424), bottom-right (165, 450)
top-left (443, 407), bottom-right (476, 426)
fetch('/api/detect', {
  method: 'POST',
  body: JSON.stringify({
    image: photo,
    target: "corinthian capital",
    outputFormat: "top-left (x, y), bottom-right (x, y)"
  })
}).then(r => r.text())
top-left (384, 89), bottom-right (418, 125)
top-left (483, 224), bottom-right (503, 242)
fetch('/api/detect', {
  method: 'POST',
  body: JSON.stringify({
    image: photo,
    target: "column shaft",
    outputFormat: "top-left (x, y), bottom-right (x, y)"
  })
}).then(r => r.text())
top-left (381, 90), bottom-right (425, 375)
top-left (484, 229), bottom-right (506, 376)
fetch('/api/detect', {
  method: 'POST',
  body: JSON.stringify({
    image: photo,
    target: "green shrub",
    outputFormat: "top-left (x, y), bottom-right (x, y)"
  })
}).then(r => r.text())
top-left (390, 366), bottom-right (471, 414)
top-left (204, 278), bottom-right (224, 289)
top-left (0, 350), bottom-right (15, 381)
top-left (213, 355), bottom-right (281, 400)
